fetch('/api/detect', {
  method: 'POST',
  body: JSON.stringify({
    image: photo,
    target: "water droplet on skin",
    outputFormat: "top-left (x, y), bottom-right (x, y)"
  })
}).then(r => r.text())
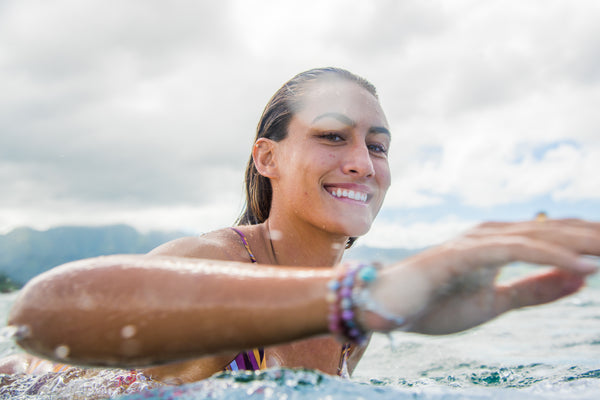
top-left (55, 345), bottom-right (70, 359)
top-left (121, 325), bottom-right (137, 339)
top-left (269, 229), bottom-right (282, 240)
top-left (76, 294), bottom-right (95, 310)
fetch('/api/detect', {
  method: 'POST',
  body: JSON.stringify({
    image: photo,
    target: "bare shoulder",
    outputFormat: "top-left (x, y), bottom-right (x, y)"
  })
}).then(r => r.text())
top-left (147, 228), bottom-right (250, 262)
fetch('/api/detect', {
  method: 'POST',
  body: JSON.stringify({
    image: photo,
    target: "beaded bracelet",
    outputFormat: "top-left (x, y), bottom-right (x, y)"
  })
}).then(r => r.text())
top-left (327, 262), bottom-right (406, 344)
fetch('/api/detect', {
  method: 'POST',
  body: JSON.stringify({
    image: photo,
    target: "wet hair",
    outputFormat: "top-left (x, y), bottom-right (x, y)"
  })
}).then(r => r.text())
top-left (236, 67), bottom-right (379, 249)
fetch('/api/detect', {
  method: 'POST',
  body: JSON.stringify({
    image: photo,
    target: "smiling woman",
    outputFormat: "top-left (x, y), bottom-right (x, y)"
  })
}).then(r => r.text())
top-left (3, 68), bottom-right (600, 397)
top-left (261, 74), bottom-right (391, 245)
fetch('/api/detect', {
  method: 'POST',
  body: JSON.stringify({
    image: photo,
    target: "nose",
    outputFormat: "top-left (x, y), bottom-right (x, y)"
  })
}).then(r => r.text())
top-left (341, 142), bottom-right (375, 178)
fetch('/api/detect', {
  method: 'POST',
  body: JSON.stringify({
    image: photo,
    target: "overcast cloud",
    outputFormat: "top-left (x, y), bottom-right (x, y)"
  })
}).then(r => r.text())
top-left (1, 0), bottom-right (599, 248)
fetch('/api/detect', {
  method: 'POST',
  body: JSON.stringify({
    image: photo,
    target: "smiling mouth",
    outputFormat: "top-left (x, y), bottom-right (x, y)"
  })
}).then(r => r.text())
top-left (325, 187), bottom-right (369, 203)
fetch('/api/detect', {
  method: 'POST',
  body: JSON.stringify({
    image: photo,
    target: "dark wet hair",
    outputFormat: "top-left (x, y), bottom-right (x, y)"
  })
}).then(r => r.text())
top-left (236, 67), bottom-right (379, 249)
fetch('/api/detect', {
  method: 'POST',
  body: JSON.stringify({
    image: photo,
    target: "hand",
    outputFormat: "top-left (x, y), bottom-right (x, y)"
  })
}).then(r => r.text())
top-left (369, 219), bottom-right (599, 335)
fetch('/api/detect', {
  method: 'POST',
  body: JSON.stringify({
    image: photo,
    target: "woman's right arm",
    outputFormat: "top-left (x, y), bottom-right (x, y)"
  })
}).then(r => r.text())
top-left (8, 253), bottom-right (333, 368)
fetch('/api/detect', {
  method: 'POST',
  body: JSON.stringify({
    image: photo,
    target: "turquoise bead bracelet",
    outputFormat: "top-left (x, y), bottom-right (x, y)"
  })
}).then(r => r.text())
top-left (327, 262), bottom-right (406, 344)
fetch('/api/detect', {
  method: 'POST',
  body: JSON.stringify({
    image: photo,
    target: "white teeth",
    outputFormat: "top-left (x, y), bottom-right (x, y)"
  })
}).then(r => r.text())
top-left (328, 188), bottom-right (368, 202)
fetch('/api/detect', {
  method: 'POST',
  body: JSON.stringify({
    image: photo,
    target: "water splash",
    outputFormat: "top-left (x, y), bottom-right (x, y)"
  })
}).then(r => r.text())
top-left (117, 368), bottom-right (409, 400)
top-left (0, 325), bottom-right (30, 342)
top-left (2, 364), bottom-right (600, 399)
top-left (0, 368), bottom-right (163, 400)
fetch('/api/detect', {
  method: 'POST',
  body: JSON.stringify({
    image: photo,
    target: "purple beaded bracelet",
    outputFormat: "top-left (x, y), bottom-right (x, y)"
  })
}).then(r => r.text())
top-left (327, 262), bottom-right (378, 344)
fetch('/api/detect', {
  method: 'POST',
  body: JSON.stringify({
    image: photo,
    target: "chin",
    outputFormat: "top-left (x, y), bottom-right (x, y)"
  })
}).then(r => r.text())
top-left (333, 218), bottom-right (373, 238)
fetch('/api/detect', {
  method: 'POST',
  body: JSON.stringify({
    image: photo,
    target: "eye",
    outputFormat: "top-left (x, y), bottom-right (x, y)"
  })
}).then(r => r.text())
top-left (368, 142), bottom-right (388, 156)
top-left (319, 132), bottom-right (345, 142)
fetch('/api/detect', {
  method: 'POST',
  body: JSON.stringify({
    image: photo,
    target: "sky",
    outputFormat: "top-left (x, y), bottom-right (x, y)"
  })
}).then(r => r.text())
top-left (1, 0), bottom-right (599, 249)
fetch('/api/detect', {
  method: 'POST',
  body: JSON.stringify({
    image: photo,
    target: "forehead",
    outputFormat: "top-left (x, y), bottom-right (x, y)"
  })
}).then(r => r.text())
top-left (294, 79), bottom-right (388, 128)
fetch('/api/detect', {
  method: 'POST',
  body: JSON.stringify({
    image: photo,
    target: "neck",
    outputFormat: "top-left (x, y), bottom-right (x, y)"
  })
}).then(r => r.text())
top-left (262, 217), bottom-right (348, 268)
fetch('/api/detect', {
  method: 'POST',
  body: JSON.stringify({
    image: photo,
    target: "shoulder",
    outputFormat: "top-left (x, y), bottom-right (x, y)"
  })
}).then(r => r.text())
top-left (147, 228), bottom-right (251, 262)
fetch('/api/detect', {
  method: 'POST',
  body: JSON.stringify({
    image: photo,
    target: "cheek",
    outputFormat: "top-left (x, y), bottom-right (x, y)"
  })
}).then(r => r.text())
top-left (323, 152), bottom-right (339, 170)
top-left (323, 154), bottom-right (336, 169)
top-left (376, 163), bottom-right (391, 190)
top-left (310, 151), bottom-right (337, 171)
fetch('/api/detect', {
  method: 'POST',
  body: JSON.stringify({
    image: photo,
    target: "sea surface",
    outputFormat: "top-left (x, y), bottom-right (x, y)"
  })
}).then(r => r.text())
top-left (1, 266), bottom-right (600, 399)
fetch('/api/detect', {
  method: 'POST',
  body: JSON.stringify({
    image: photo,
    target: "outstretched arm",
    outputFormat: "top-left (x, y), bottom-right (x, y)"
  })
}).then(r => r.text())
top-left (8, 255), bottom-right (333, 367)
top-left (8, 219), bottom-right (599, 367)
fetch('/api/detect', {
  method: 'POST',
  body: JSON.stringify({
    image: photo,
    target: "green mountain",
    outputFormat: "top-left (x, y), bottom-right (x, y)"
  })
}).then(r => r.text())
top-left (0, 272), bottom-right (18, 293)
top-left (0, 225), bottom-right (186, 288)
top-left (344, 244), bottom-right (425, 264)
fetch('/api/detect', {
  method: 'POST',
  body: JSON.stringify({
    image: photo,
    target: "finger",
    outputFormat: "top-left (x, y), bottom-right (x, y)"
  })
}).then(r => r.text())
top-left (464, 220), bottom-right (600, 255)
top-left (405, 236), bottom-right (597, 291)
top-left (469, 218), bottom-right (600, 232)
top-left (495, 269), bottom-right (585, 314)
top-left (451, 235), bottom-right (598, 274)
top-left (514, 224), bottom-right (600, 256)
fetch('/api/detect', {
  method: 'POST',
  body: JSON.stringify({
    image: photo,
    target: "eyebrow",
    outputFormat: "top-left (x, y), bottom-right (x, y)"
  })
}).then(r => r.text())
top-left (312, 112), bottom-right (355, 126)
top-left (312, 112), bottom-right (391, 136)
top-left (370, 126), bottom-right (391, 136)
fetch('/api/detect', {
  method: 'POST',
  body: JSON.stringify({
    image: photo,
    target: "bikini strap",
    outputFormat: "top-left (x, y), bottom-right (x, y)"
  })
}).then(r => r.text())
top-left (230, 227), bottom-right (257, 263)
top-left (226, 228), bottom-right (264, 373)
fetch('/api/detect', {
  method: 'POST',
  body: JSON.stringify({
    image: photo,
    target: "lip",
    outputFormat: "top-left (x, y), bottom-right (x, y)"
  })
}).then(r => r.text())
top-left (323, 183), bottom-right (372, 204)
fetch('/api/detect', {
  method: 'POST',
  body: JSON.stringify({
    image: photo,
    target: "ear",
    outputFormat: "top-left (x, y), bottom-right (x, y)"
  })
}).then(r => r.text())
top-left (252, 138), bottom-right (279, 179)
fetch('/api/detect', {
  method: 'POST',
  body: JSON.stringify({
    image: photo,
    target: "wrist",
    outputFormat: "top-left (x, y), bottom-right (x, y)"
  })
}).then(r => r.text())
top-left (356, 265), bottom-right (406, 332)
top-left (327, 262), bottom-right (413, 342)
top-left (358, 263), bottom-right (432, 333)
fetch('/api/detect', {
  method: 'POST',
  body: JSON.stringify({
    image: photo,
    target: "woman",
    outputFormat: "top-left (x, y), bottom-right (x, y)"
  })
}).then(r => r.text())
top-left (5, 67), bottom-right (600, 386)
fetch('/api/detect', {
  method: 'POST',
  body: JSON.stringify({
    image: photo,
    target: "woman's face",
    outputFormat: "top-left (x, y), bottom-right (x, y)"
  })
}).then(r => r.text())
top-left (270, 79), bottom-right (391, 238)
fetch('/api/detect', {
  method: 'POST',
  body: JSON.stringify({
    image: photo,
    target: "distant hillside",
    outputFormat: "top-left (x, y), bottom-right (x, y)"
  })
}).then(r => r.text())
top-left (344, 244), bottom-right (425, 264)
top-left (0, 225), bottom-right (186, 287)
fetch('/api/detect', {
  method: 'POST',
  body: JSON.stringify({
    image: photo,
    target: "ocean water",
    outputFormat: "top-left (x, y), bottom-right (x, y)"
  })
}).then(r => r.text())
top-left (1, 268), bottom-right (600, 399)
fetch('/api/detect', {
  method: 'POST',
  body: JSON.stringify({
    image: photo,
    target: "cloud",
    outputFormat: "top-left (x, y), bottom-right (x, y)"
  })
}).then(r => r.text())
top-left (381, 0), bottom-right (600, 210)
top-left (553, 146), bottom-right (600, 201)
top-left (386, 90), bottom-right (600, 209)
top-left (1, 0), bottom-right (599, 235)
top-left (363, 215), bottom-right (477, 249)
